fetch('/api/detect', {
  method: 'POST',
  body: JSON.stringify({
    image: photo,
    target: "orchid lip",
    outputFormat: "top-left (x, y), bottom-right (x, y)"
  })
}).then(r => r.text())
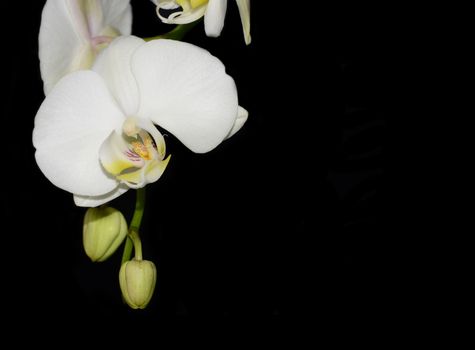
top-left (99, 117), bottom-right (168, 188)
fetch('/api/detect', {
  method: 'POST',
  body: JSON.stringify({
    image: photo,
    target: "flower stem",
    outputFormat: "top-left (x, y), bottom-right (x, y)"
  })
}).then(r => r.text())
top-left (144, 20), bottom-right (202, 42)
top-left (129, 230), bottom-right (143, 261)
top-left (130, 187), bottom-right (146, 232)
top-left (121, 188), bottom-right (146, 264)
top-left (121, 236), bottom-right (133, 265)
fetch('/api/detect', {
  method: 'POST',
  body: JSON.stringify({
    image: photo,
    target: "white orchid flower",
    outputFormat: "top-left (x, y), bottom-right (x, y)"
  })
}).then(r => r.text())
top-left (33, 36), bottom-right (248, 207)
top-left (152, 0), bottom-right (251, 45)
top-left (39, 0), bottom-right (132, 95)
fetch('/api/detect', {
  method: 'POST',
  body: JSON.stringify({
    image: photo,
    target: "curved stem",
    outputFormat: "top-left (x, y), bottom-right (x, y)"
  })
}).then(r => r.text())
top-left (121, 188), bottom-right (146, 264)
top-left (121, 236), bottom-right (133, 265)
top-left (129, 230), bottom-right (143, 261)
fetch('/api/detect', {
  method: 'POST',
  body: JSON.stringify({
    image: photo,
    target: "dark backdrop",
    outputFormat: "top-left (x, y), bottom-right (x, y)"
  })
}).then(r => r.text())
top-left (3, 0), bottom-right (396, 330)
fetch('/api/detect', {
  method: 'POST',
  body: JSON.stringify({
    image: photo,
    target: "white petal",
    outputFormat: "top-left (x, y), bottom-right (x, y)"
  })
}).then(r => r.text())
top-left (132, 40), bottom-right (238, 153)
top-left (99, 0), bottom-right (133, 35)
top-left (235, 0), bottom-right (251, 45)
top-left (79, 0), bottom-right (132, 37)
top-left (39, 0), bottom-right (91, 95)
top-left (82, 0), bottom-right (104, 36)
top-left (33, 71), bottom-right (125, 196)
top-left (226, 106), bottom-right (248, 139)
top-left (93, 36), bottom-right (143, 116)
top-left (74, 185), bottom-right (129, 207)
top-left (39, 0), bottom-right (133, 95)
top-left (204, 0), bottom-right (227, 38)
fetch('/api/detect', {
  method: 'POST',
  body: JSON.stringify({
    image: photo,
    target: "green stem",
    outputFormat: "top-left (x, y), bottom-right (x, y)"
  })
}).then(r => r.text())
top-left (129, 230), bottom-right (143, 261)
top-left (130, 187), bottom-right (146, 232)
top-left (121, 188), bottom-right (146, 264)
top-left (144, 20), bottom-right (202, 42)
top-left (121, 237), bottom-right (133, 265)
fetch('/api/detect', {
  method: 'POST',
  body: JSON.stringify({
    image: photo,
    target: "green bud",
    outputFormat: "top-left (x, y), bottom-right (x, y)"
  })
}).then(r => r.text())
top-left (83, 207), bottom-right (128, 262)
top-left (119, 259), bottom-right (157, 309)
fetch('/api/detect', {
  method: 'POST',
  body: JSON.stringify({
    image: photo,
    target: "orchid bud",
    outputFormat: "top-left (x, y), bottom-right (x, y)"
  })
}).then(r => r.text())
top-left (119, 259), bottom-right (157, 309)
top-left (83, 207), bottom-right (128, 262)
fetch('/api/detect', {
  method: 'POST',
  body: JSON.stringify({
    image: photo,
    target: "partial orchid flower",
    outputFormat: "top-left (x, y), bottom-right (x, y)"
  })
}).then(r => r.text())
top-left (152, 0), bottom-right (251, 45)
top-left (33, 37), bottom-right (248, 207)
top-left (39, 0), bottom-right (132, 95)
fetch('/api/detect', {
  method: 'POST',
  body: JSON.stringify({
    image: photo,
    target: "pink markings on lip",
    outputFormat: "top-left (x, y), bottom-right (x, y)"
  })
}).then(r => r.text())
top-left (125, 150), bottom-right (142, 162)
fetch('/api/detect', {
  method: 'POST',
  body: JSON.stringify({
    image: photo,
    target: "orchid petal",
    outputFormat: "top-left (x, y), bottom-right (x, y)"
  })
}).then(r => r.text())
top-left (99, 0), bottom-right (133, 35)
top-left (39, 0), bottom-right (90, 95)
top-left (204, 0), bottom-right (227, 38)
top-left (74, 185), bottom-right (129, 207)
top-left (81, 0), bottom-right (104, 36)
top-left (132, 39), bottom-right (238, 153)
top-left (39, 0), bottom-right (132, 95)
top-left (226, 106), bottom-right (248, 139)
top-left (235, 0), bottom-right (251, 45)
top-left (93, 36), bottom-right (143, 116)
top-left (33, 71), bottom-right (125, 196)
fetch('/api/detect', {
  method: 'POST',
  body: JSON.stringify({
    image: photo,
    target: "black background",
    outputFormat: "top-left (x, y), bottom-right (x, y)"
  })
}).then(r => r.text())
top-left (3, 0), bottom-right (399, 331)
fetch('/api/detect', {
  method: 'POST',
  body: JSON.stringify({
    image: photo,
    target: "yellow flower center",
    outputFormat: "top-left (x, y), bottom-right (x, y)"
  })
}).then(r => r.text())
top-left (130, 138), bottom-right (153, 161)
top-left (122, 118), bottom-right (157, 162)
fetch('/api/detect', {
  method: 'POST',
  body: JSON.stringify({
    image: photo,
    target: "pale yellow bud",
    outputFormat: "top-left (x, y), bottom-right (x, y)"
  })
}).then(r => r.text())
top-left (119, 259), bottom-right (157, 309)
top-left (83, 207), bottom-right (128, 262)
